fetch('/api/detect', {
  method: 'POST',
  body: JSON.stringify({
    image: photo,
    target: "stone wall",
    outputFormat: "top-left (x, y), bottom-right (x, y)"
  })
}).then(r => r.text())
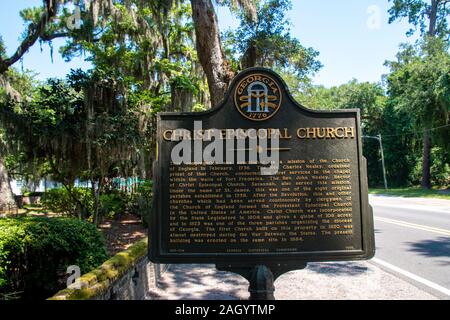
top-left (48, 238), bottom-right (166, 300)
top-left (93, 256), bottom-right (160, 300)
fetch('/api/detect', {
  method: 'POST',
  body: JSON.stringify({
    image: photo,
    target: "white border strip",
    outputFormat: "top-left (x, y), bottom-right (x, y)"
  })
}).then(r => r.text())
top-left (372, 258), bottom-right (450, 297)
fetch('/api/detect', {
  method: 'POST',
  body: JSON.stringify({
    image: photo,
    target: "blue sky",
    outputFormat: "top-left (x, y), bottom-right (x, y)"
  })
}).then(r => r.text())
top-left (1, 0), bottom-right (418, 87)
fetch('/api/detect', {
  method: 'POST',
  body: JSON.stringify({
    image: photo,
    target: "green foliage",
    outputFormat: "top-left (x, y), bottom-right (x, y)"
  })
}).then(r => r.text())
top-left (299, 80), bottom-right (386, 120)
top-left (0, 68), bottom-right (37, 103)
top-left (0, 36), bottom-right (5, 59)
top-left (1, 1), bottom-right (212, 198)
top-left (40, 184), bottom-right (152, 224)
top-left (30, 78), bottom-right (83, 126)
top-left (430, 147), bottom-right (450, 186)
top-left (388, 0), bottom-right (449, 37)
top-left (40, 187), bottom-right (94, 217)
top-left (192, 103), bottom-right (208, 112)
top-left (297, 80), bottom-right (388, 187)
top-left (136, 180), bottom-right (153, 228)
top-left (223, 0), bottom-right (322, 77)
top-left (1, 77), bottom-right (84, 182)
top-left (137, 179), bottom-right (153, 198)
top-left (410, 147), bottom-right (450, 186)
top-left (384, 37), bottom-right (449, 187)
top-left (2, 69), bottom-right (151, 225)
top-left (99, 191), bottom-right (128, 219)
top-left (58, 0), bottom-right (207, 112)
top-left (379, 103), bottom-right (416, 187)
top-left (0, 217), bottom-right (108, 300)
top-left (385, 38), bottom-right (450, 131)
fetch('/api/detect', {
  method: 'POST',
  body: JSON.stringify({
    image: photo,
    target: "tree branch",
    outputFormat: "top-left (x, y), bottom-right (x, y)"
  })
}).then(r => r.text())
top-left (0, 0), bottom-right (61, 74)
top-left (40, 32), bottom-right (69, 42)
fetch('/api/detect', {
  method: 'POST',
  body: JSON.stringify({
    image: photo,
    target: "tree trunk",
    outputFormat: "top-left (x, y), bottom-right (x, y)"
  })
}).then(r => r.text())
top-left (92, 179), bottom-right (102, 226)
top-left (0, 152), bottom-right (15, 210)
top-left (241, 40), bottom-right (258, 69)
top-left (428, 0), bottom-right (438, 36)
top-left (171, 85), bottom-right (194, 112)
top-left (421, 129), bottom-right (431, 189)
top-left (191, 0), bottom-right (234, 107)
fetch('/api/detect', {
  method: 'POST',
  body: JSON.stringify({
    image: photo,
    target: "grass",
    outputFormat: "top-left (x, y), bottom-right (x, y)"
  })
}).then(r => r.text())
top-left (2, 205), bottom-right (60, 218)
top-left (369, 187), bottom-right (450, 200)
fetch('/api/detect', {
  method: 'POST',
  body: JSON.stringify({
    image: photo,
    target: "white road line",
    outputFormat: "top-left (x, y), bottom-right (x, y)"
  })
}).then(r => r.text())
top-left (374, 216), bottom-right (450, 236)
top-left (371, 258), bottom-right (450, 297)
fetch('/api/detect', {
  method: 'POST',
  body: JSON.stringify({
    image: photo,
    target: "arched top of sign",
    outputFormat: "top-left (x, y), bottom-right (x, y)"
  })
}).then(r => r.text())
top-left (158, 67), bottom-right (360, 120)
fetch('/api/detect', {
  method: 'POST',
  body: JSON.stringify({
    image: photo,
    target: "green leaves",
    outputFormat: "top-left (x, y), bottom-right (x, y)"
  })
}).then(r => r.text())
top-left (223, 0), bottom-right (322, 77)
top-left (388, 0), bottom-right (450, 37)
top-left (383, 37), bottom-right (450, 187)
top-left (386, 37), bottom-right (450, 129)
top-left (28, 79), bottom-right (83, 127)
top-left (19, 6), bottom-right (44, 22)
top-left (0, 217), bottom-right (108, 299)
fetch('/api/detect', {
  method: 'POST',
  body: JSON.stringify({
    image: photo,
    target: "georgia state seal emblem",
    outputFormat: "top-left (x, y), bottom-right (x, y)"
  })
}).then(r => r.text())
top-left (234, 73), bottom-right (282, 121)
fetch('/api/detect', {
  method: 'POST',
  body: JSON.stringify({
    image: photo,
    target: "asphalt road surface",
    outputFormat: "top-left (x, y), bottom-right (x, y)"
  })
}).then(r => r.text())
top-left (369, 195), bottom-right (450, 299)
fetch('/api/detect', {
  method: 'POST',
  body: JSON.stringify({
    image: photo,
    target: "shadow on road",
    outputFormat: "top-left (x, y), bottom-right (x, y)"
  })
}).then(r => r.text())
top-left (407, 237), bottom-right (450, 266)
top-left (306, 262), bottom-right (368, 276)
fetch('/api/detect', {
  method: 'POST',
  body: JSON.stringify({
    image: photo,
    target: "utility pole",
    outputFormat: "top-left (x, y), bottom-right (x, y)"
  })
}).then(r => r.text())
top-left (363, 135), bottom-right (388, 190)
top-left (377, 134), bottom-right (388, 190)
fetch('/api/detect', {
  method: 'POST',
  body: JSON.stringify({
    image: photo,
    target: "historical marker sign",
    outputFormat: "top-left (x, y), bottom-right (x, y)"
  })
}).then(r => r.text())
top-left (150, 68), bottom-right (375, 266)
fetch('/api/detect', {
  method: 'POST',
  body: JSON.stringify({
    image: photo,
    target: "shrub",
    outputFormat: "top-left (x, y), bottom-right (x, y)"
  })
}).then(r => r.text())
top-left (136, 180), bottom-right (153, 228)
top-left (40, 182), bottom-right (153, 225)
top-left (0, 217), bottom-right (108, 300)
top-left (100, 182), bottom-right (152, 223)
top-left (99, 192), bottom-right (127, 219)
top-left (41, 187), bottom-right (94, 217)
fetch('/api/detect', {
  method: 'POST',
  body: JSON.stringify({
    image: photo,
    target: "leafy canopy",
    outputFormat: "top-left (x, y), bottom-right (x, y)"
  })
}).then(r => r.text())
top-left (388, 0), bottom-right (450, 37)
top-left (223, 0), bottom-right (322, 79)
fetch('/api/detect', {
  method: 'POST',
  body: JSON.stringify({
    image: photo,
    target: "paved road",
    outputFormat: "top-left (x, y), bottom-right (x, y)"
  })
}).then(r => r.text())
top-left (369, 195), bottom-right (450, 299)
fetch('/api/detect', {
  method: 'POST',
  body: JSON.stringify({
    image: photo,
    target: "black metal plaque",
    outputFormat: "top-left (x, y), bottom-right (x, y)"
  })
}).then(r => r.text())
top-left (149, 67), bottom-right (375, 265)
